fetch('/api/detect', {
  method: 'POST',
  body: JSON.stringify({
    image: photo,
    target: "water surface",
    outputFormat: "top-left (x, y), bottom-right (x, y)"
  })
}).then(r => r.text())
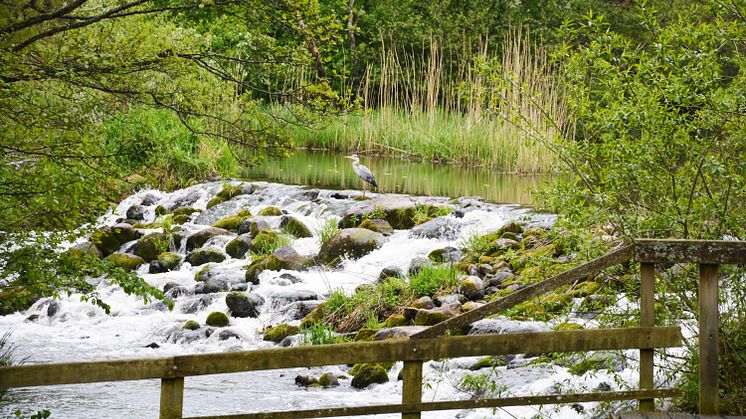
top-left (241, 150), bottom-right (548, 205)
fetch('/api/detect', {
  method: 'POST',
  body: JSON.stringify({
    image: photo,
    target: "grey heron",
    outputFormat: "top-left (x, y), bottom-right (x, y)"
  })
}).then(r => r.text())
top-left (344, 154), bottom-right (378, 197)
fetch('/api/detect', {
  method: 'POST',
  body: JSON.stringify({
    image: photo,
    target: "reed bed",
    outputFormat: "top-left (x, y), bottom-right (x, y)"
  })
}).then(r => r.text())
top-left (283, 28), bottom-right (572, 174)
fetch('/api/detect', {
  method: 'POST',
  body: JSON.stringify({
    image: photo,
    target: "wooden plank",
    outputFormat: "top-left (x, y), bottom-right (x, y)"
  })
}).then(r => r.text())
top-left (635, 239), bottom-right (746, 264)
top-left (698, 264), bottom-right (719, 415)
top-left (160, 377), bottom-right (184, 419)
top-left (411, 245), bottom-right (635, 339)
top-left (183, 389), bottom-right (680, 419)
top-left (639, 263), bottom-right (655, 412)
top-left (0, 357), bottom-right (174, 388)
top-left (0, 327), bottom-right (681, 388)
top-left (613, 414), bottom-right (745, 419)
top-left (401, 361), bottom-right (423, 419)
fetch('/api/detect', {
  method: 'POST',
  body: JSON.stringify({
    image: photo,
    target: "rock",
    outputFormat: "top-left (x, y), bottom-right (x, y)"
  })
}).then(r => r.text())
top-left (183, 320), bottom-right (200, 330)
top-left (133, 232), bottom-right (168, 262)
top-left (249, 230), bottom-right (279, 254)
top-left (494, 238), bottom-right (521, 252)
top-left (225, 292), bottom-right (264, 318)
top-left (355, 328), bottom-right (378, 341)
top-left (484, 271), bottom-right (515, 288)
top-left (410, 217), bottom-right (460, 240)
top-left (279, 300), bottom-right (322, 321)
top-left (157, 252), bottom-right (181, 271)
top-left (293, 189), bottom-right (319, 200)
top-left (172, 214), bottom-right (190, 224)
top-left (264, 324), bottom-right (300, 342)
top-left (318, 372), bottom-right (340, 387)
top-left (500, 231), bottom-right (520, 241)
top-left (207, 183), bottom-right (245, 209)
top-left (180, 295), bottom-right (214, 314)
top-left (357, 219), bottom-right (394, 236)
top-left (71, 241), bottom-right (103, 258)
top-left (212, 210), bottom-right (253, 231)
top-left (90, 223), bottom-right (140, 256)
top-left (500, 221), bottom-right (524, 234)
top-left (373, 326), bottom-right (428, 340)
top-left (410, 296), bottom-right (435, 310)
top-left (105, 252), bottom-right (145, 271)
top-left (154, 205), bottom-right (169, 216)
top-left (339, 196), bottom-right (418, 229)
top-left (434, 294), bottom-right (466, 306)
top-left (173, 206), bottom-right (201, 217)
top-left (126, 205), bottom-right (146, 221)
top-left (205, 311), bottom-right (229, 327)
top-left (407, 257), bottom-right (432, 276)
top-left (383, 314), bottom-right (409, 328)
top-left (144, 342), bottom-right (160, 349)
top-left (569, 351), bottom-right (626, 375)
top-left (413, 307), bottom-right (457, 326)
top-left (45, 300), bottom-right (60, 317)
top-left (258, 206), bottom-right (283, 216)
top-left (270, 289), bottom-right (319, 308)
top-left (295, 375), bottom-right (318, 387)
top-left (280, 216), bottom-right (312, 238)
top-left (185, 248), bottom-right (226, 266)
top-left (185, 227), bottom-right (230, 251)
top-left (272, 246), bottom-right (312, 270)
top-left (350, 363), bottom-right (389, 389)
top-left (459, 276), bottom-right (485, 301)
top-left (378, 266), bottom-right (404, 281)
top-left (225, 234), bottom-right (252, 259)
top-left (462, 301), bottom-right (483, 312)
top-left (428, 247), bottom-right (461, 263)
top-left (300, 304), bottom-right (326, 328)
top-left (195, 277), bottom-right (231, 294)
top-left (468, 318), bottom-right (551, 335)
top-left (164, 282), bottom-right (182, 293)
top-left (317, 228), bottom-right (384, 265)
top-left (217, 329), bottom-right (241, 341)
top-left (238, 219), bottom-right (271, 236)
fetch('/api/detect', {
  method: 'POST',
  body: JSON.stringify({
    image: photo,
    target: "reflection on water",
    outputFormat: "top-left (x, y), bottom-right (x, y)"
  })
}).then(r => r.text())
top-left (241, 151), bottom-right (548, 205)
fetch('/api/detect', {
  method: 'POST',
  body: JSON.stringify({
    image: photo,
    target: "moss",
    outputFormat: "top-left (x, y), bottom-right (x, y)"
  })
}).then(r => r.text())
top-left (206, 196), bottom-right (227, 209)
top-left (183, 320), bottom-right (200, 330)
top-left (568, 352), bottom-right (620, 376)
top-left (350, 363), bottom-right (390, 389)
top-left (225, 235), bottom-right (252, 259)
top-left (554, 322), bottom-right (584, 331)
top-left (173, 214), bottom-right (191, 224)
top-left (318, 372), bottom-right (340, 387)
top-left (105, 252), bottom-right (145, 271)
top-left (185, 248), bottom-right (226, 266)
top-left (500, 231), bottom-right (520, 241)
top-left (216, 183), bottom-right (243, 200)
top-left (205, 311), bottom-right (229, 327)
top-left (157, 252), bottom-right (181, 271)
top-left (470, 356), bottom-right (507, 370)
top-left (173, 206), bottom-right (201, 216)
top-left (414, 309), bottom-right (452, 326)
top-left (133, 232), bottom-right (168, 262)
top-left (280, 216), bottom-right (312, 238)
top-left (383, 313), bottom-right (408, 328)
top-left (258, 206), bottom-right (283, 216)
top-left (301, 303), bottom-right (327, 328)
top-left (154, 205), bottom-right (169, 216)
top-left (357, 218), bottom-right (393, 235)
top-left (91, 225), bottom-right (139, 256)
top-left (573, 281), bottom-right (602, 297)
top-left (264, 324), bottom-right (300, 342)
top-left (212, 212), bottom-right (252, 231)
top-left (354, 328), bottom-right (378, 341)
top-left (249, 230), bottom-right (279, 253)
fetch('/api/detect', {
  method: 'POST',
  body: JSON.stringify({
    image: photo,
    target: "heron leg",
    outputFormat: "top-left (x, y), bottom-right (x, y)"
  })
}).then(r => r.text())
top-left (362, 183), bottom-right (366, 198)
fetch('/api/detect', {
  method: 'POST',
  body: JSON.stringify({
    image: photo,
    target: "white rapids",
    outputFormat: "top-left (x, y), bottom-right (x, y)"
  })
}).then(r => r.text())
top-left (1, 181), bottom-right (645, 418)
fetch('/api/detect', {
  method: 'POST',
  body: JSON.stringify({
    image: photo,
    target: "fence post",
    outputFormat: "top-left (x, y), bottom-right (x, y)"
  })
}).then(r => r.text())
top-left (401, 360), bottom-right (423, 419)
top-left (699, 263), bottom-right (719, 414)
top-left (160, 377), bottom-right (184, 419)
top-left (638, 262), bottom-right (655, 412)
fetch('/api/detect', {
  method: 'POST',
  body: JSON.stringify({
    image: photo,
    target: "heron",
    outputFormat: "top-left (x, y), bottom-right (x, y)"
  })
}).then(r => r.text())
top-left (344, 154), bottom-right (378, 197)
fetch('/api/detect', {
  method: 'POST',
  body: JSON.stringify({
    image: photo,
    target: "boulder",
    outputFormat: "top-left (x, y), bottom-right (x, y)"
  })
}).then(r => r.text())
top-left (357, 219), bottom-right (393, 236)
top-left (180, 295), bottom-right (215, 314)
top-left (317, 228), bottom-right (384, 265)
top-left (90, 223), bottom-right (140, 256)
top-left (318, 372), bottom-right (340, 388)
top-left (183, 320), bottom-right (200, 330)
top-left (270, 289), bottom-right (319, 308)
top-left (205, 311), bottom-right (229, 327)
top-left (350, 363), bottom-right (389, 389)
top-left (173, 206), bottom-right (201, 217)
top-left (258, 206), bottom-right (283, 216)
top-left (413, 307), bottom-right (457, 326)
top-left (206, 183), bottom-right (246, 209)
top-left (249, 230), bottom-right (279, 254)
top-left (238, 219), bottom-right (270, 236)
top-left (407, 257), bottom-right (432, 277)
top-left (71, 241), bottom-right (103, 258)
top-left (411, 217), bottom-right (460, 240)
top-left (244, 246), bottom-right (311, 284)
top-left (225, 292), bottom-right (264, 318)
top-left (459, 276), bottom-right (485, 301)
top-left (126, 205), bottom-right (146, 221)
top-left (279, 300), bottom-right (322, 321)
top-left (468, 318), bottom-right (551, 335)
top-left (185, 248), bottom-right (226, 266)
top-left (373, 326), bottom-right (428, 340)
top-left (185, 227), bottom-right (230, 251)
top-left (410, 296), bottom-right (435, 310)
top-left (428, 246), bottom-right (462, 263)
top-left (295, 375), bottom-right (318, 387)
top-left (194, 277), bottom-right (231, 294)
top-left (157, 252), bottom-right (181, 271)
top-left (225, 234), bottom-right (252, 259)
top-left (339, 196), bottom-right (417, 229)
top-left (378, 266), bottom-right (404, 281)
top-left (133, 232), bottom-right (168, 262)
top-left (212, 210), bottom-right (253, 231)
top-left (279, 216), bottom-right (312, 238)
top-left (105, 252), bottom-right (145, 271)
top-left (263, 324), bottom-right (300, 342)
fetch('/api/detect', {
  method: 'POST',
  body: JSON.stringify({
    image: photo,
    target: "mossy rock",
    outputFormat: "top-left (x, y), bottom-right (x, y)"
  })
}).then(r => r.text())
top-left (154, 205), bottom-right (169, 216)
top-left (185, 248), bottom-right (226, 266)
top-left (225, 291), bottom-right (264, 318)
top-left (500, 231), bottom-right (520, 241)
top-left (383, 314), bottom-right (409, 328)
top-left (225, 234), bottom-right (252, 259)
top-left (508, 301), bottom-right (551, 321)
top-left (183, 320), bottom-right (200, 330)
top-left (205, 311), bottom-right (229, 327)
top-left (350, 363), bottom-right (389, 389)
top-left (186, 227), bottom-right (230, 251)
top-left (206, 196), bottom-right (227, 209)
top-left (469, 356), bottom-right (507, 370)
top-left (0, 288), bottom-right (44, 315)
top-left (554, 322), bottom-right (584, 331)
top-left (573, 281), bottom-right (602, 297)
top-left (354, 328), bottom-right (378, 341)
top-left (249, 230), bottom-right (279, 253)
top-left (301, 303), bottom-right (327, 328)
top-left (173, 206), bottom-right (201, 216)
top-left (173, 214), bottom-right (191, 224)
top-left (258, 206), bottom-right (283, 216)
top-left (264, 324), bottom-right (300, 342)
top-left (459, 276), bottom-right (485, 301)
top-left (318, 372), bottom-right (340, 387)
top-left (133, 232), bottom-right (169, 262)
top-left (157, 252), bottom-right (182, 271)
top-left (207, 184), bottom-right (244, 209)
top-left (211, 209), bottom-right (252, 231)
top-left (499, 221), bottom-right (524, 235)
top-left (414, 309), bottom-right (453, 326)
top-left (69, 242), bottom-right (102, 258)
top-left (317, 228), bottom-right (384, 265)
top-left (90, 224), bottom-right (140, 256)
top-left (105, 252), bottom-right (145, 271)
top-left (357, 218), bottom-right (394, 235)
top-left (280, 216), bottom-right (312, 238)
top-left (568, 352), bottom-right (624, 375)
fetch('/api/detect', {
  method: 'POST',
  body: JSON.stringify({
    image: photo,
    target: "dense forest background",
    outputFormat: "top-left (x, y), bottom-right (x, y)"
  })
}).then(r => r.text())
top-left (1, 0), bottom-right (745, 413)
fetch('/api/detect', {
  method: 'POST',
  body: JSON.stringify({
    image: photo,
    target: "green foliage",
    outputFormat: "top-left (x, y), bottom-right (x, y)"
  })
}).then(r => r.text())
top-left (301, 322), bottom-right (343, 345)
top-left (250, 232), bottom-right (293, 256)
top-left (13, 410), bottom-right (51, 419)
top-left (321, 278), bottom-right (413, 333)
top-left (409, 264), bottom-right (459, 297)
top-left (0, 331), bottom-right (27, 404)
top-left (541, 2), bottom-right (746, 239)
top-left (317, 218), bottom-right (339, 247)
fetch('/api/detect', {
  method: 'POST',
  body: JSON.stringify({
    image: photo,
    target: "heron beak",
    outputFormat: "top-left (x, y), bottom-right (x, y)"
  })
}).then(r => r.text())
top-left (344, 156), bottom-right (354, 160)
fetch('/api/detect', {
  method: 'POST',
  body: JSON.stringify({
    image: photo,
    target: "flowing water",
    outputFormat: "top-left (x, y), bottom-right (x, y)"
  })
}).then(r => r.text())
top-left (1, 170), bottom-right (637, 418)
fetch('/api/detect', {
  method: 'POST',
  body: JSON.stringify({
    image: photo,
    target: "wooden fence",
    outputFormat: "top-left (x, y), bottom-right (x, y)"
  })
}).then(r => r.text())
top-left (1, 239), bottom-right (744, 418)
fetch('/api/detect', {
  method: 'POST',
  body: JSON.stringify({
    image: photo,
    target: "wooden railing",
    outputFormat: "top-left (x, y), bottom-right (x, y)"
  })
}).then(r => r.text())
top-left (1, 239), bottom-right (744, 418)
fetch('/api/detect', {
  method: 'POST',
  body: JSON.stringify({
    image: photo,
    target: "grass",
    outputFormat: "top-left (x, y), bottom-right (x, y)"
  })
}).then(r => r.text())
top-left (0, 331), bottom-right (26, 404)
top-left (317, 219), bottom-right (339, 248)
top-left (409, 264), bottom-right (460, 297)
top-left (321, 278), bottom-right (413, 333)
top-left (301, 322), bottom-right (344, 345)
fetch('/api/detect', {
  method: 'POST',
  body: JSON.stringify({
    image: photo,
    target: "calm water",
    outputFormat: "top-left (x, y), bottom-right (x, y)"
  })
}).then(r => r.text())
top-left (240, 150), bottom-right (548, 205)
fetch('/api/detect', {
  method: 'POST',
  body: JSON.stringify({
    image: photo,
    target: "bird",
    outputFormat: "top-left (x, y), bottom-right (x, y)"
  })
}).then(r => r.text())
top-left (344, 154), bottom-right (378, 197)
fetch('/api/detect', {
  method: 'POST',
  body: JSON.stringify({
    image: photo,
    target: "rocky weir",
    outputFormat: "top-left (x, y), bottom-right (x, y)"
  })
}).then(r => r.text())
top-left (2, 181), bottom-right (637, 418)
